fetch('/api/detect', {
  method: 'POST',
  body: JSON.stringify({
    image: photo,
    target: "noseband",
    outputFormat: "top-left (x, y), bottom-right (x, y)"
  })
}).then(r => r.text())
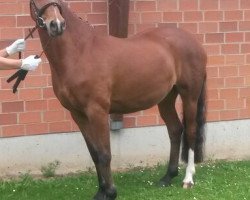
top-left (30, 0), bottom-right (62, 28)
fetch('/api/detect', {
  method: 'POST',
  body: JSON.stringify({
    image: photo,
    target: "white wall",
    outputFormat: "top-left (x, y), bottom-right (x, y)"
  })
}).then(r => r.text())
top-left (0, 119), bottom-right (250, 177)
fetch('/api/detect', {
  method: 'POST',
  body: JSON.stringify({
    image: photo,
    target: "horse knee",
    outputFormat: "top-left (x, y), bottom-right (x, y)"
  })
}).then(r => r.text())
top-left (89, 146), bottom-right (111, 165)
top-left (97, 152), bottom-right (112, 166)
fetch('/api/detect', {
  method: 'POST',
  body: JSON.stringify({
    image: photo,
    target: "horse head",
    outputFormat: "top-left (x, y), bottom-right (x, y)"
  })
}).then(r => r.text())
top-left (30, 0), bottom-right (66, 37)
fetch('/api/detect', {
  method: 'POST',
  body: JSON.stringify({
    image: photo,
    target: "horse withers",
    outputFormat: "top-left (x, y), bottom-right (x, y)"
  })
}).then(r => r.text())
top-left (29, 0), bottom-right (207, 199)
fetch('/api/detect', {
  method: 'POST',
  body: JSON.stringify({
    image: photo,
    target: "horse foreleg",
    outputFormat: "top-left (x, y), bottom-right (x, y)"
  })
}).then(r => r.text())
top-left (157, 88), bottom-right (183, 187)
top-left (86, 140), bottom-right (116, 200)
top-left (71, 110), bottom-right (117, 200)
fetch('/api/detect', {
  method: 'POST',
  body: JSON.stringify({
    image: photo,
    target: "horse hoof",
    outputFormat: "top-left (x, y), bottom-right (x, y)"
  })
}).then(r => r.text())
top-left (157, 180), bottom-right (171, 187)
top-left (182, 182), bottom-right (194, 189)
top-left (93, 195), bottom-right (113, 200)
top-left (93, 192), bottom-right (106, 200)
top-left (93, 190), bottom-right (117, 200)
top-left (157, 176), bottom-right (173, 187)
top-left (93, 195), bottom-right (116, 200)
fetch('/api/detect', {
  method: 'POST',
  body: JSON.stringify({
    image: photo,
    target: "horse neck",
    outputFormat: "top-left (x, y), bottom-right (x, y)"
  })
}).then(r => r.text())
top-left (38, 3), bottom-right (94, 75)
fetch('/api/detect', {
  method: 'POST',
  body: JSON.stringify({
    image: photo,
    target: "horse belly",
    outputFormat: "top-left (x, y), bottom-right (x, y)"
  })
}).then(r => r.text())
top-left (110, 74), bottom-right (175, 114)
top-left (108, 35), bottom-right (176, 113)
top-left (110, 95), bottom-right (167, 114)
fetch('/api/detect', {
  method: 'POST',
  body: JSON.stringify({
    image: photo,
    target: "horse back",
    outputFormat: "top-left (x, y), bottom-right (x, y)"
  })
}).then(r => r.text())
top-left (131, 27), bottom-right (207, 90)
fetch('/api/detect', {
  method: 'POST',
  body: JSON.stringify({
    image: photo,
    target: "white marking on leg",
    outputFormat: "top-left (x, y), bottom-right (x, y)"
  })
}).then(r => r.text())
top-left (183, 149), bottom-right (195, 187)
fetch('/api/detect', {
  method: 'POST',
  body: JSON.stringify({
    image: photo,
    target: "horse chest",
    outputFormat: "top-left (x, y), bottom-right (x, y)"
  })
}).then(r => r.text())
top-left (53, 85), bottom-right (77, 111)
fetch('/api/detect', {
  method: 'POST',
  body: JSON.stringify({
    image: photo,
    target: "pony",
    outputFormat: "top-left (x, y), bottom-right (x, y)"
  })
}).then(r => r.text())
top-left (29, 0), bottom-right (207, 199)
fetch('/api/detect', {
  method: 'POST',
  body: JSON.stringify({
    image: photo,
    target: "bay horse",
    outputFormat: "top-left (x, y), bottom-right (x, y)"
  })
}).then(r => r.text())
top-left (30, 0), bottom-right (207, 199)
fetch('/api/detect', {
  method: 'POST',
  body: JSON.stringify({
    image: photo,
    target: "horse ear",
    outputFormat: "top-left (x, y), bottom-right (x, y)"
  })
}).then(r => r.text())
top-left (29, 0), bottom-right (63, 22)
top-left (30, 1), bottom-right (37, 22)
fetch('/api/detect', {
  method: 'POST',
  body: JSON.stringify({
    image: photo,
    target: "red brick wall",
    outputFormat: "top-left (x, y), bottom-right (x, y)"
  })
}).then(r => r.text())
top-left (0, 0), bottom-right (250, 137)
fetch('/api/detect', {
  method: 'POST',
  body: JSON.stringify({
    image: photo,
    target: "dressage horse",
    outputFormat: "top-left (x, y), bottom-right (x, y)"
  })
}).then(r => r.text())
top-left (30, 0), bottom-right (207, 199)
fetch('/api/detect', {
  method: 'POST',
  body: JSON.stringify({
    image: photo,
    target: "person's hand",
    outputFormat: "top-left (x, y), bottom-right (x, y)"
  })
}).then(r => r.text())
top-left (21, 55), bottom-right (42, 71)
top-left (6, 39), bottom-right (26, 56)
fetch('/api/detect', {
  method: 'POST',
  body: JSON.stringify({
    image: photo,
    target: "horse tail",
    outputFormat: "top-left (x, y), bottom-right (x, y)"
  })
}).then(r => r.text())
top-left (181, 78), bottom-right (207, 163)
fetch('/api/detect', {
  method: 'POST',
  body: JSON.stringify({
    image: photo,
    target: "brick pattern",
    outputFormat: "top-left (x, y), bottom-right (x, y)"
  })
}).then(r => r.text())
top-left (126, 0), bottom-right (250, 127)
top-left (0, 0), bottom-right (250, 137)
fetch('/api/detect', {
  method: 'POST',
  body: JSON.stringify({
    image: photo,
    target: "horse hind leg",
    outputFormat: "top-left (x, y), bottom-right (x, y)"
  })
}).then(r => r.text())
top-left (181, 100), bottom-right (198, 188)
top-left (180, 80), bottom-right (206, 188)
top-left (157, 87), bottom-right (183, 187)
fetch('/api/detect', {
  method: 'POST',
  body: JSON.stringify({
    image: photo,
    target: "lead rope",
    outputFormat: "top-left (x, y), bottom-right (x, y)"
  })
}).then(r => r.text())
top-left (7, 26), bottom-right (41, 93)
top-left (18, 26), bottom-right (38, 60)
top-left (36, 36), bottom-right (52, 59)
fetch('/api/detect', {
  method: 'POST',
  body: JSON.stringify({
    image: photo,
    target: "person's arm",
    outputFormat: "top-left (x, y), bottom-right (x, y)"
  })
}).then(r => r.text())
top-left (0, 57), bottom-right (21, 70)
top-left (0, 49), bottom-right (9, 58)
top-left (0, 55), bottom-right (42, 71)
top-left (0, 39), bottom-right (41, 71)
top-left (2, 39), bottom-right (25, 58)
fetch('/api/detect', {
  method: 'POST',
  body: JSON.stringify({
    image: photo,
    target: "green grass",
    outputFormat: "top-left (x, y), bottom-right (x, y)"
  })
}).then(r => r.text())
top-left (0, 160), bottom-right (249, 200)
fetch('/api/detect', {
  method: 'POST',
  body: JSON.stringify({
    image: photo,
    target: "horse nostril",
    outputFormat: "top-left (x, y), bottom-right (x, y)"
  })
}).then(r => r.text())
top-left (61, 20), bottom-right (66, 30)
top-left (49, 20), bottom-right (65, 36)
top-left (50, 20), bottom-right (58, 31)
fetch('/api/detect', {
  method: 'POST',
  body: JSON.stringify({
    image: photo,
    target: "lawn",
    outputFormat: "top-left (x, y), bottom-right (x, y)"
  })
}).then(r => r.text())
top-left (0, 160), bottom-right (249, 200)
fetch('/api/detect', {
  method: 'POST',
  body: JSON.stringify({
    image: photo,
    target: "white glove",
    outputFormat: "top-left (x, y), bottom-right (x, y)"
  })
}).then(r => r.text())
top-left (6, 39), bottom-right (26, 55)
top-left (21, 55), bottom-right (42, 71)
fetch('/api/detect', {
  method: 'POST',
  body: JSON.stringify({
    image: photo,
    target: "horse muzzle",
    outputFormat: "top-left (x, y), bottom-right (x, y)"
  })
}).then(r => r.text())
top-left (48, 19), bottom-right (66, 37)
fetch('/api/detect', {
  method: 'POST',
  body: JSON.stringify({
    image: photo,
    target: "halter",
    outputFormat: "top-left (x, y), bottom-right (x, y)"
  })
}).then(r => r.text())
top-left (30, 0), bottom-right (62, 28)
top-left (7, 0), bottom-right (63, 93)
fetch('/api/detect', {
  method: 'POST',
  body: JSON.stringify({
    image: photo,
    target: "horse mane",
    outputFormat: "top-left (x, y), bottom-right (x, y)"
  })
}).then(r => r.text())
top-left (60, 1), bottom-right (94, 35)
